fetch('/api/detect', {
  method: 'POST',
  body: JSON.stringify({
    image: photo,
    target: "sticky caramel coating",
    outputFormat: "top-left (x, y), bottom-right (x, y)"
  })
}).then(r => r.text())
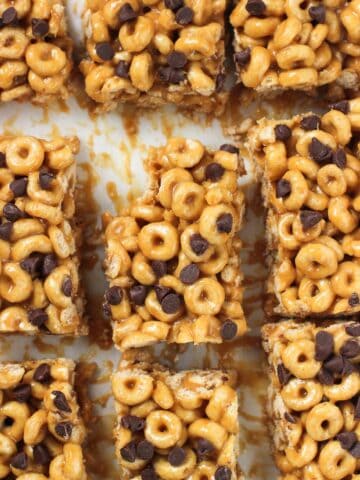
top-left (0, 135), bottom-right (86, 335)
top-left (0, 358), bottom-right (87, 479)
top-left (112, 356), bottom-right (241, 480)
top-left (230, 0), bottom-right (360, 95)
top-left (80, 0), bottom-right (228, 114)
top-left (103, 138), bottom-right (246, 350)
top-left (249, 99), bottom-right (360, 317)
top-left (0, 1), bottom-right (73, 103)
top-left (263, 320), bottom-right (360, 480)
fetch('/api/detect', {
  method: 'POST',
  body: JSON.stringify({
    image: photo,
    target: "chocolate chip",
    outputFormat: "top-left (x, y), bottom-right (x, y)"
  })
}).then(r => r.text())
top-left (175, 6), bottom-right (193, 24)
top-left (284, 412), bottom-right (297, 424)
top-left (329, 100), bottom-right (349, 114)
top-left (349, 293), bottom-right (360, 307)
top-left (343, 358), bottom-right (356, 375)
top-left (246, 0), bottom-right (265, 15)
top-left (309, 5), bottom-right (326, 23)
top-left (276, 179), bottom-right (291, 198)
top-left (277, 363), bottom-right (291, 385)
top-left (39, 171), bottom-right (54, 190)
top-left (324, 355), bottom-right (344, 374)
top-left (119, 3), bottom-right (137, 23)
top-left (2, 7), bottom-right (17, 25)
top-left (190, 233), bottom-right (209, 256)
top-left (164, 0), bottom-right (183, 11)
top-left (115, 61), bottom-right (130, 78)
top-left (168, 447), bottom-right (186, 466)
top-left (28, 309), bottom-right (48, 327)
top-left (205, 163), bottom-right (225, 182)
top-left (34, 363), bottom-right (52, 383)
top-left (215, 466), bottom-right (232, 480)
top-left (275, 124), bottom-right (292, 141)
top-left (195, 438), bottom-right (215, 458)
top-left (53, 391), bottom-right (71, 412)
top-left (337, 432), bottom-right (357, 451)
top-left (121, 415), bottom-right (145, 432)
top-left (161, 293), bottom-right (182, 314)
top-left (31, 18), bottom-right (49, 37)
top-left (136, 440), bottom-right (154, 461)
top-left (167, 51), bottom-right (187, 68)
top-left (234, 48), bottom-right (251, 66)
top-left (95, 42), bottom-right (114, 61)
top-left (55, 422), bottom-right (72, 439)
top-left (42, 254), bottom-right (58, 277)
top-left (129, 285), bottom-right (147, 305)
top-left (309, 138), bottom-right (333, 164)
top-left (317, 367), bottom-right (334, 385)
top-left (180, 264), bottom-right (199, 284)
top-left (151, 260), bottom-right (168, 278)
top-left (315, 330), bottom-right (334, 361)
top-left (0, 152), bottom-right (5, 167)
top-left (105, 286), bottom-right (123, 305)
top-left (20, 253), bottom-right (44, 278)
top-left (0, 222), bottom-right (12, 241)
top-left (216, 213), bottom-right (233, 233)
top-left (10, 177), bottom-right (27, 197)
top-left (300, 115), bottom-right (320, 131)
top-left (10, 452), bottom-right (27, 470)
top-left (62, 277), bottom-right (72, 297)
top-left (158, 66), bottom-right (185, 84)
top-left (215, 73), bottom-right (225, 92)
top-left (220, 320), bottom-right (238, 341)
top-left (332, 148), bottom-right (346, 169)
top-left (346, 324), bottom-right (360, 337)
top-left (3, 203), bottom-right (23, 222)
top-left (350, 442), bottom-right (360, 459)
top-left (141, 467), bottom-right (157, 480)
top-left (13, 74), bottom-right (27, 87)
top-left (11, 384), bottom-right (31, 403)
top-left (340, 339), bottom-right (360, 358)
top-left (300, 210), bottom-right (323, 230)
top-left (355, 397), bottom-right (360, 419)
top-left (120, 441), bottom-right (136, 462)
top-left (154, 285), bottom-right (172, 303)
top-left (220, 144), bottom-right (239, 154)
top-left (33, 444), bottom-right (51, 465)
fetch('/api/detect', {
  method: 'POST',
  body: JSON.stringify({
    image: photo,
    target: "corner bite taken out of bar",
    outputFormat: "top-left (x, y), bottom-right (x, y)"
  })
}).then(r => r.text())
top-left (249, 98), bottom-right (360, 318)
top-left (0, 134), bottom-right (86, 335)
top-left (111, 354), bottom-right (241, 480)
top-left (262, 320), bottom-right (360, 480)
top-left (0, 358), bottom-right (87, 479)
top-left (80, 0), bottom-right (228, 114)
top-left (103, 138), bottom-right (246, 350)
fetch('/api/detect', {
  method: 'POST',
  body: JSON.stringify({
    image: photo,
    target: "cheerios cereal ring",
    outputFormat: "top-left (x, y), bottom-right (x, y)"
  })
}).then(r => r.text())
top-left (281, 339), bottom-right (321, 379)
top-left (112, 372), bottom-right (154, 406)
top-left (138, 221), bottom-right (179, 261)
top-left (295, 243), bottom-right (338, 280)
top-left (281, 379), bottom-right (323, 411)
top-left (305, 402), bottom-right (343, 441)
top-left (145, 410), bottom-right (183, 449)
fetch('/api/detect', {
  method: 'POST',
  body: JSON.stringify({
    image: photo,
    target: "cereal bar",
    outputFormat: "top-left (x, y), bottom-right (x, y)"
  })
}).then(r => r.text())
top-left (0, 1), bottom-right (72, 103)
top-left (103, 138), bottom-right (246, 350)
top-left (0, 358), bottom-right (87, 479)
top-left (0, 134), bottom-right (86, 335)
top-left (230, 0), bottom-right (360, 94)
top-left (249, 100), bottom-right (360, 317)
top-left (112, 355), bottom-right (241, 480)
top-left (262, 320), bottom-right (360, 480)
top-left (80, 0), bottom-right (228, 114)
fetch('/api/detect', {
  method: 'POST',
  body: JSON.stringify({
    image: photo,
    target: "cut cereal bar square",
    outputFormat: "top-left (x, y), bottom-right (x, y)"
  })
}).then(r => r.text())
top-left (0, 358), bottom-right (87, 478)
top-left (0, 1), bottom-right (73, 103)
top-left (249, 99), bottom-right (360, 317)
top-left (103, 137), bottom-right (246, 350)
top-left (262, 320), bottom-right (360, 480)
top-left (111, 354), bottom-right (241, 480)
top-left (0, 134), bottom-right (86, 335)
top-left (80, 0), bottom-right (228, 114)
top-left (230, 0), bottom-right (360, 94)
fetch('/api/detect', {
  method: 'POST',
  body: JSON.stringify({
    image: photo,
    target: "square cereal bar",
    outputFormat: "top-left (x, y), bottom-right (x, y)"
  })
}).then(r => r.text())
top-left (262, 320), bottom-right (360, 480)
top-left (103, 138), bottom-right (246, 350)
top-left (0, 1), bottom-right (72, 103)
top-left (249, 100), bottom-right (360, 317)
top-left (0, 134), bottom-right (86, 335)
top-left (230, 0), bottom-right (360, 94)
top-left (80, 0), bottom-right (228, 114)
top-left (111, 355), bottom-right (241, 480)
top-left (0, 358), bottom-right (87, 478)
